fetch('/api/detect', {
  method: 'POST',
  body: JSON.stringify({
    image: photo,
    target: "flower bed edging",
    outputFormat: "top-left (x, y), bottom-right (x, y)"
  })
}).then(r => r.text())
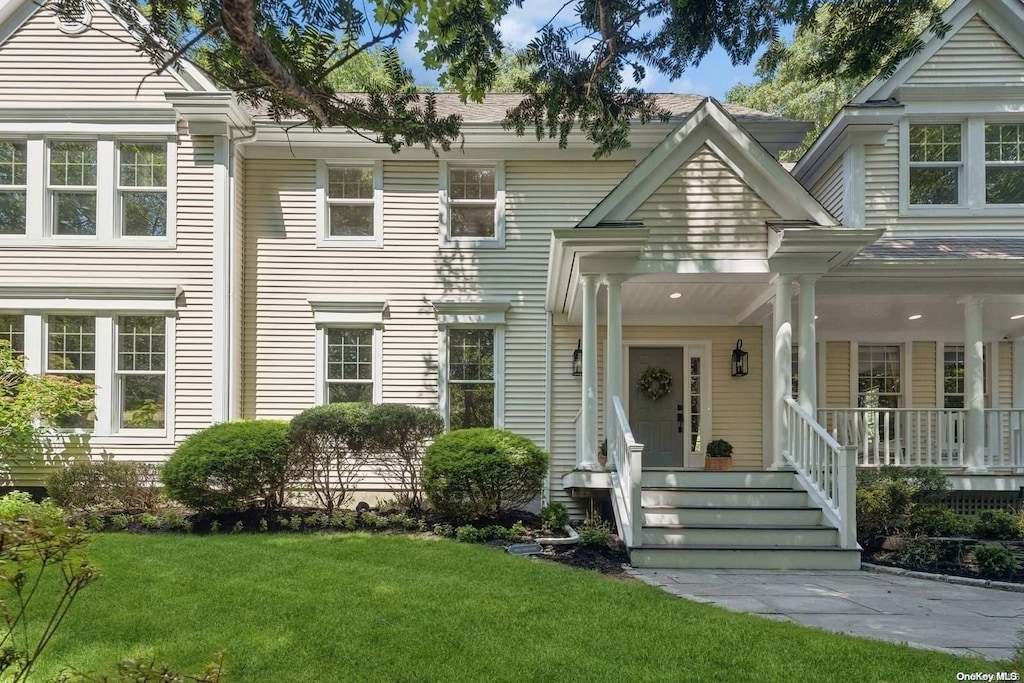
top-left (861, 562), bottom-right (1024, 593)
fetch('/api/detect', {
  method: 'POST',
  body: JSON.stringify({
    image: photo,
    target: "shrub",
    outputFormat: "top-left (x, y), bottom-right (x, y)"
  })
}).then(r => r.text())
top-left (577, 513), bottom-right (613, 548)
top-left (422, 428), bottom-right (549, 520)
top-left (47, 460), bottom-right (162, 513)
top-left (972, 510), bottom-right (1023, 540)
top-left (287, 403), bottom-right (371, 513)
top-left (0, 491), bottom-right (65, 528)
top-left (907, 506), bottom-right (968, 538)
top-left (889, 537), bottom-right (940, 570)
top-left (433, 523), bottom-right (454, 538)
top-left (541, 502), bottom-right (570, 531)
top-left (364, 404), bottom-right (444, 509)
top-left (973, 544), bottom-right (1020, 578)
top-left (161, 420), bottom-right (289, 512)
top-left (856, 467), bottom-right (952, 548)
top-left (454, 525), bottom-right (480, 543)
top-left (510, 520), bottom-right (528, 540)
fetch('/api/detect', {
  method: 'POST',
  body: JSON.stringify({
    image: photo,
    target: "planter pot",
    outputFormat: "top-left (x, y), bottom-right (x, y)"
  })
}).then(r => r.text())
top-left (704, 456), bottom-right (733, 471)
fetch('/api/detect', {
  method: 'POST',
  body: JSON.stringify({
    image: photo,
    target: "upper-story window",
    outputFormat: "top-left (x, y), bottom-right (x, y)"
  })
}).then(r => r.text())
top-left (908, 124), bottom-right (961, 206)
top-left (984, 124), bottom-right (1024, 205)
top-left (316, 160), bottom-right (382, 247)
top-left (439, 161), bottom-right (505, 247)
top-left (49, 141), bottom-right (98, 236)
top-left (0, 141), bottom-right (27, 235)
top-left (119, 143), bottom-right (168, 237)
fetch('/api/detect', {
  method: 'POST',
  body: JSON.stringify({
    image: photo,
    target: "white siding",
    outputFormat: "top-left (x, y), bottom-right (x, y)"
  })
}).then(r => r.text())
top-left (810, 159), bottom-right (843, 221)
top-left (907, 15), bottom-right (1024, 87)
top-left (825, 341), bottom-right (851, 408)
top-left (0, 3), bottom-right (184, 102)
top-left (629, 145), bottom-right (774, 260)
top-left (912, 341), bottom-right (937, 408)
top-left (244, 157), bottom-right (631, 491)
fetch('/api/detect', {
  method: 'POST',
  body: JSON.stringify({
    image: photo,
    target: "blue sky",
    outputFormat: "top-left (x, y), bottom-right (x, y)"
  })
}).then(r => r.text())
top-left (396, 1), bottom-right (787, 100)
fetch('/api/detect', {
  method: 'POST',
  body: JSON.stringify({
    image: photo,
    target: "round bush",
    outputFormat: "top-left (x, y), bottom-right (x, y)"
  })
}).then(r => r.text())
top-left (161, 420), bottom-right (289, 512)
top-left (422, 428), bottom-right (549, 521)
top-left (906, 506), bottom-right (968, 538)
top-left (286, 403), bottom-right (372, 513)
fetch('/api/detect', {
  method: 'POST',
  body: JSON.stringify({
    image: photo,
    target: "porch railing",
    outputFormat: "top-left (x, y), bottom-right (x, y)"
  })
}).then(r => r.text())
top-left (821, 408), bottom-right (1024, 471)
top-left (608, 396), bottom-right (644, 548)
top-left (785, 397), bottom-right (857, 549)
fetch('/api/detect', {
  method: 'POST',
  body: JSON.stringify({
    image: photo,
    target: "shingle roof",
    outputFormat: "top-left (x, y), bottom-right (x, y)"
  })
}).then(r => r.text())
top-left (856, 238), bottom-right (1024, 261)
top-left (244, 93), bottom-right (786, 123)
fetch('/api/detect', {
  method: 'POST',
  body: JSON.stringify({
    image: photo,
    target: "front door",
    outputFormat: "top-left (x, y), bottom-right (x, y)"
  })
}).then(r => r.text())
top-left (630, 347), bottom-right (685, 467)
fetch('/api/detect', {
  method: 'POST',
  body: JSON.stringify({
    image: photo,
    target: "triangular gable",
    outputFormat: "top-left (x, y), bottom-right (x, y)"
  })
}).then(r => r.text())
top-left (853, 0), bottom-right (1024, 102)
top-left (0, 0), bottom-right (217, 99)
top-left (579, 98), bottom-right (837, 228)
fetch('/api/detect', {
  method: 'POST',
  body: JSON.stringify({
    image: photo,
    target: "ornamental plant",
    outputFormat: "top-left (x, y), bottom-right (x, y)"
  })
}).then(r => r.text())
top-left (706, 439), bottom-right (733, 458)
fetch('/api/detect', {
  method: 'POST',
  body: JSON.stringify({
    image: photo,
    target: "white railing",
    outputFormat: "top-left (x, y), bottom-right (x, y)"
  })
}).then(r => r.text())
top-left (820, 408), bottom-right (965, 468)
top-left (786, 397), bottom-right (857, 549)
top-left (608, 396), bottom-right (644, 548)
top-left (822, 408), bottom-right (1024, 471)
top-left (573, 409), bottom-right (583, 468)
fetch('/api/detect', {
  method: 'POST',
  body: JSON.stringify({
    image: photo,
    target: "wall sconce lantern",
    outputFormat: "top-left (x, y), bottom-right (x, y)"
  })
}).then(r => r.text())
top-left (732, 339), bottom-right (749, 377)
top-left (572, 339), bottom-right (583, 377)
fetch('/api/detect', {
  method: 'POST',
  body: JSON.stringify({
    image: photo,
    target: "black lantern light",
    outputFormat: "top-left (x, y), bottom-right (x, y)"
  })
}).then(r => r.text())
top-left (732, 339), bottom-right (749, 377)
top-left (572, 339), bottom-right (583, 377)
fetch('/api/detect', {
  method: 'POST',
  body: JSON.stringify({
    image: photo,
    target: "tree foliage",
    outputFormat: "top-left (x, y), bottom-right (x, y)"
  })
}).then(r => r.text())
top-left (60, 0), bottom-right (950, 157)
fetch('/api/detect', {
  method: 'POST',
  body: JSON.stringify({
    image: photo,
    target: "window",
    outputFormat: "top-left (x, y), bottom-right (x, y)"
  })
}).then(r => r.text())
top-left (447, 328), bottom-right (495, 429)
top-left (0, 141), bottom-right (26, 235)
top-left (942, 344), bottom-right (988, 409)
top-left (49, 141), bottom-right (97, 235)
top-left (440, 162), bottom-right (505, 246)
top-left (325, 328), bottom-right (374, 403)
top-left (117, 316), bottom-right (166, 429)
top-left (858, 344), bottom-right (901, 409)
top-left (317, 161), bottom-right (381, 246)
top-left (985, 124), bottom-right (1024, 205)
top-left (0, 314), bottom-right (23, 355)
top-left (119, 143), bottom-right (168, 237)
top-left (46, 315), bottom-right (96, 428)
top-left (908, 124), bottom-right (961, 205)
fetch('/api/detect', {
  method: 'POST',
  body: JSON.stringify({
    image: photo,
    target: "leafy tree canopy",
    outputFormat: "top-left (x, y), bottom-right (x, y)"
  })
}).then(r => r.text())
top-left (75, 0), bottom-right (950, 157)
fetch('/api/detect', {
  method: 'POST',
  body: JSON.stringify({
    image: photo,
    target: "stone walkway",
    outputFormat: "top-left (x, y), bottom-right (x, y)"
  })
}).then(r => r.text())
top-left (625, 567), bottom-right (1024, 661)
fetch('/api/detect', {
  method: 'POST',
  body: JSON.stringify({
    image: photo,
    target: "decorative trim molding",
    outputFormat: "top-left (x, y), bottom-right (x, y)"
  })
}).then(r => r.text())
top-left (431, 299), bottom-right (510, 326)
top-left (308, 299), bottom-right (390, 326)
top-left (0, 285), bottom-right (181, 311)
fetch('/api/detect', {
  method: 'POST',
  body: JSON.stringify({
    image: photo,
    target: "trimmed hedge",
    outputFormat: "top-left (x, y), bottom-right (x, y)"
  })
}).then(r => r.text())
top-left (286, 403), bottom-right (372, 513)
top-left (422, 428), bottom-right (548, 520)
top-left (161, 420), bottom-right (289, 512)
top-left (364, 403), bottom-right (443, 509)
top-left (47, 460), bottom-right (162, 513)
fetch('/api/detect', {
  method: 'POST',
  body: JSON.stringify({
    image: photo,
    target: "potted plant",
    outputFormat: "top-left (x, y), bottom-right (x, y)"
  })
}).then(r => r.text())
top-left (705, 439), bottom-right (733, 471)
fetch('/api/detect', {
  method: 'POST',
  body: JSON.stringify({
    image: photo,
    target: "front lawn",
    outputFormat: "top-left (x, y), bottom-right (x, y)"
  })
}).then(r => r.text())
top-left (34, 533), bottom-right (998, 682)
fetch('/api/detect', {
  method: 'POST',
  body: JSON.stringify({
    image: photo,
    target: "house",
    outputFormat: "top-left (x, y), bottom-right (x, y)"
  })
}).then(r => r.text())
top-left (1, 0), bottom-right (1023, 569)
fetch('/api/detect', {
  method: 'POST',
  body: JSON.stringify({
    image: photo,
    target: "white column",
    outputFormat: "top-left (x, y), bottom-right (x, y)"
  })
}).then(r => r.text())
top-left (211, 135), bottom-right (231, 424)
top-left (580, 274), bottom-right (600, 470)
top-left (604, 276), bottom-right (624, 460)
top-left (963, 297), bottom-right (987, 472)
top-left (798, 275), bottom-right (818, 414)
top-left (772, 276), bottom-right (793, 470)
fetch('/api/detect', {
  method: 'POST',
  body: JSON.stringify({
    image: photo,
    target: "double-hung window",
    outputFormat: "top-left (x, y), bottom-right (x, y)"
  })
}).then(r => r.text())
top-left (447, 328), bottom-right (495, 429)
top-left (46, 315), bottom-right (96, 428)
top-left (117, 316), bottom-right (167, 429)
top-left (0, 314), bottom-right (24, 355)
top-left (325, 328), bottom-right (375, 403)
top-left (317, 161), bottom-right (382, 246)
top-left (119, 143), bottom-right (168, 237)
top-left (984, 124), bottom-right (1024, 205)
top-left (857, 344), bottom-right (901, 409)
top-left (0, 141), bottom-right (27, 235)
top-left (908, 124), bottom-right (962, 206)
top-left (49, 141), bottom-right (98, 236)
top-left (440, 162), bottom-right (505, 246)
top-left (942, 344), bottom-right (988, 409)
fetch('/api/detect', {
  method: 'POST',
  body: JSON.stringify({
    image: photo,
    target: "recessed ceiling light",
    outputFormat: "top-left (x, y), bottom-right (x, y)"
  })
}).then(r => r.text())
top-left (669, 292), bottom-right (682, 299)
top-left (908, 314), bottom-right (923, 321)
top-left (1012, 314), bottom-right (1024, 320)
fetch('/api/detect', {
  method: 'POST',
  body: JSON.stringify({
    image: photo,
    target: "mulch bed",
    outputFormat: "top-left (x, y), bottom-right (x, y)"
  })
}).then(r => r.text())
top-left (533, 543), bottom-right (630, 575)
top-left (865, 538), bottom-right (1024, 584)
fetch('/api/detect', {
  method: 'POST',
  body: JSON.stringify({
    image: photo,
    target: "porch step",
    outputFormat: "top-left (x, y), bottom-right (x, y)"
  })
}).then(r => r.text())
top-left (641, 470), bottom-right (797, 489)
top-left (630, 546), bottom-right (861, 570)
top-left (641, 487), bottom-right (809, 508)
top-left (643, 506), bottom-right (823, 527)
top-left (641, 524), bottom-right (839, 547)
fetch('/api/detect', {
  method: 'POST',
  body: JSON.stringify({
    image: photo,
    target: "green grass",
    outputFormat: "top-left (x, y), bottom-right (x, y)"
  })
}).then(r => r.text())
top-left (27, 533), bottom-right (1002, 682)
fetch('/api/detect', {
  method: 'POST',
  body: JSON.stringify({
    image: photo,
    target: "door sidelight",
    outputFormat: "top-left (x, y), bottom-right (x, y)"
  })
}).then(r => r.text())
top-left (677, 404), bottom-right (683, 433)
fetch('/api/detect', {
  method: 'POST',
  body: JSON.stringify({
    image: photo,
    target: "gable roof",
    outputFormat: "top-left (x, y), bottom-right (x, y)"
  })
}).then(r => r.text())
top-left (578, 98), bottom-right (837, 228)
top-left (0, 0), bottom-right (218, 93)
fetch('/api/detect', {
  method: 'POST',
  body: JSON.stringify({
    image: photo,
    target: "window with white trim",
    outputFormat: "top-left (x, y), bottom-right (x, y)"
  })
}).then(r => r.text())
top-left (325, 328), bottom-right (375, 403)
top-left (46, 315), bottom-right (96, 428)
top-left (942, 344), bottom-right (989, 409)
top-left (984, 124), bottom-right (1024, 205)
top-left (117, 315), bottom-right (167, 429)
top-left (440, 162), bottom-right (505, 246)
top-left (119, 143), bottom-right (168, 237)
top-left (49, 141), bottom-right (98, 236)
top-left (0, 314), bottom-right (24, 355)
top-left (908, 124), bottom-right (962, 206)
top-left (447, 328), bottom-right (495, 429)
top-left (0, 141), bottom-right (27, 235)
top-left (857, 344), bottom-right (901, 409)
top-left (317, 161), bottom-right (382, 246)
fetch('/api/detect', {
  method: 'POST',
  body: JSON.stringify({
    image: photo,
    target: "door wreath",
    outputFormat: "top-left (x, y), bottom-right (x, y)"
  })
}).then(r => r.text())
top-left (637, 366), bottom-right (673, 401)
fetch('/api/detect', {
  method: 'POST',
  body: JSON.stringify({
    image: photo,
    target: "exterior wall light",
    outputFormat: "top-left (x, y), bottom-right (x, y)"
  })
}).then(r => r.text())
top-left (731, 339), bottom-right (749, 377)
top-left (572, 339), bottom-right (583, 377)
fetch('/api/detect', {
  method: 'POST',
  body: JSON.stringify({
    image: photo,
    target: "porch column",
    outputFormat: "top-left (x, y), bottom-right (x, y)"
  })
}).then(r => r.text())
top-left (604, 276), bottom-right (624, 453)
top-left (963, 296), bottom-right (987, 473)
top-left (579, 274), bottom-right (600, 470)
top-left (797, 275), bottom-right (818, 414)
top-left (771, 275), bottom-right (794, 470)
